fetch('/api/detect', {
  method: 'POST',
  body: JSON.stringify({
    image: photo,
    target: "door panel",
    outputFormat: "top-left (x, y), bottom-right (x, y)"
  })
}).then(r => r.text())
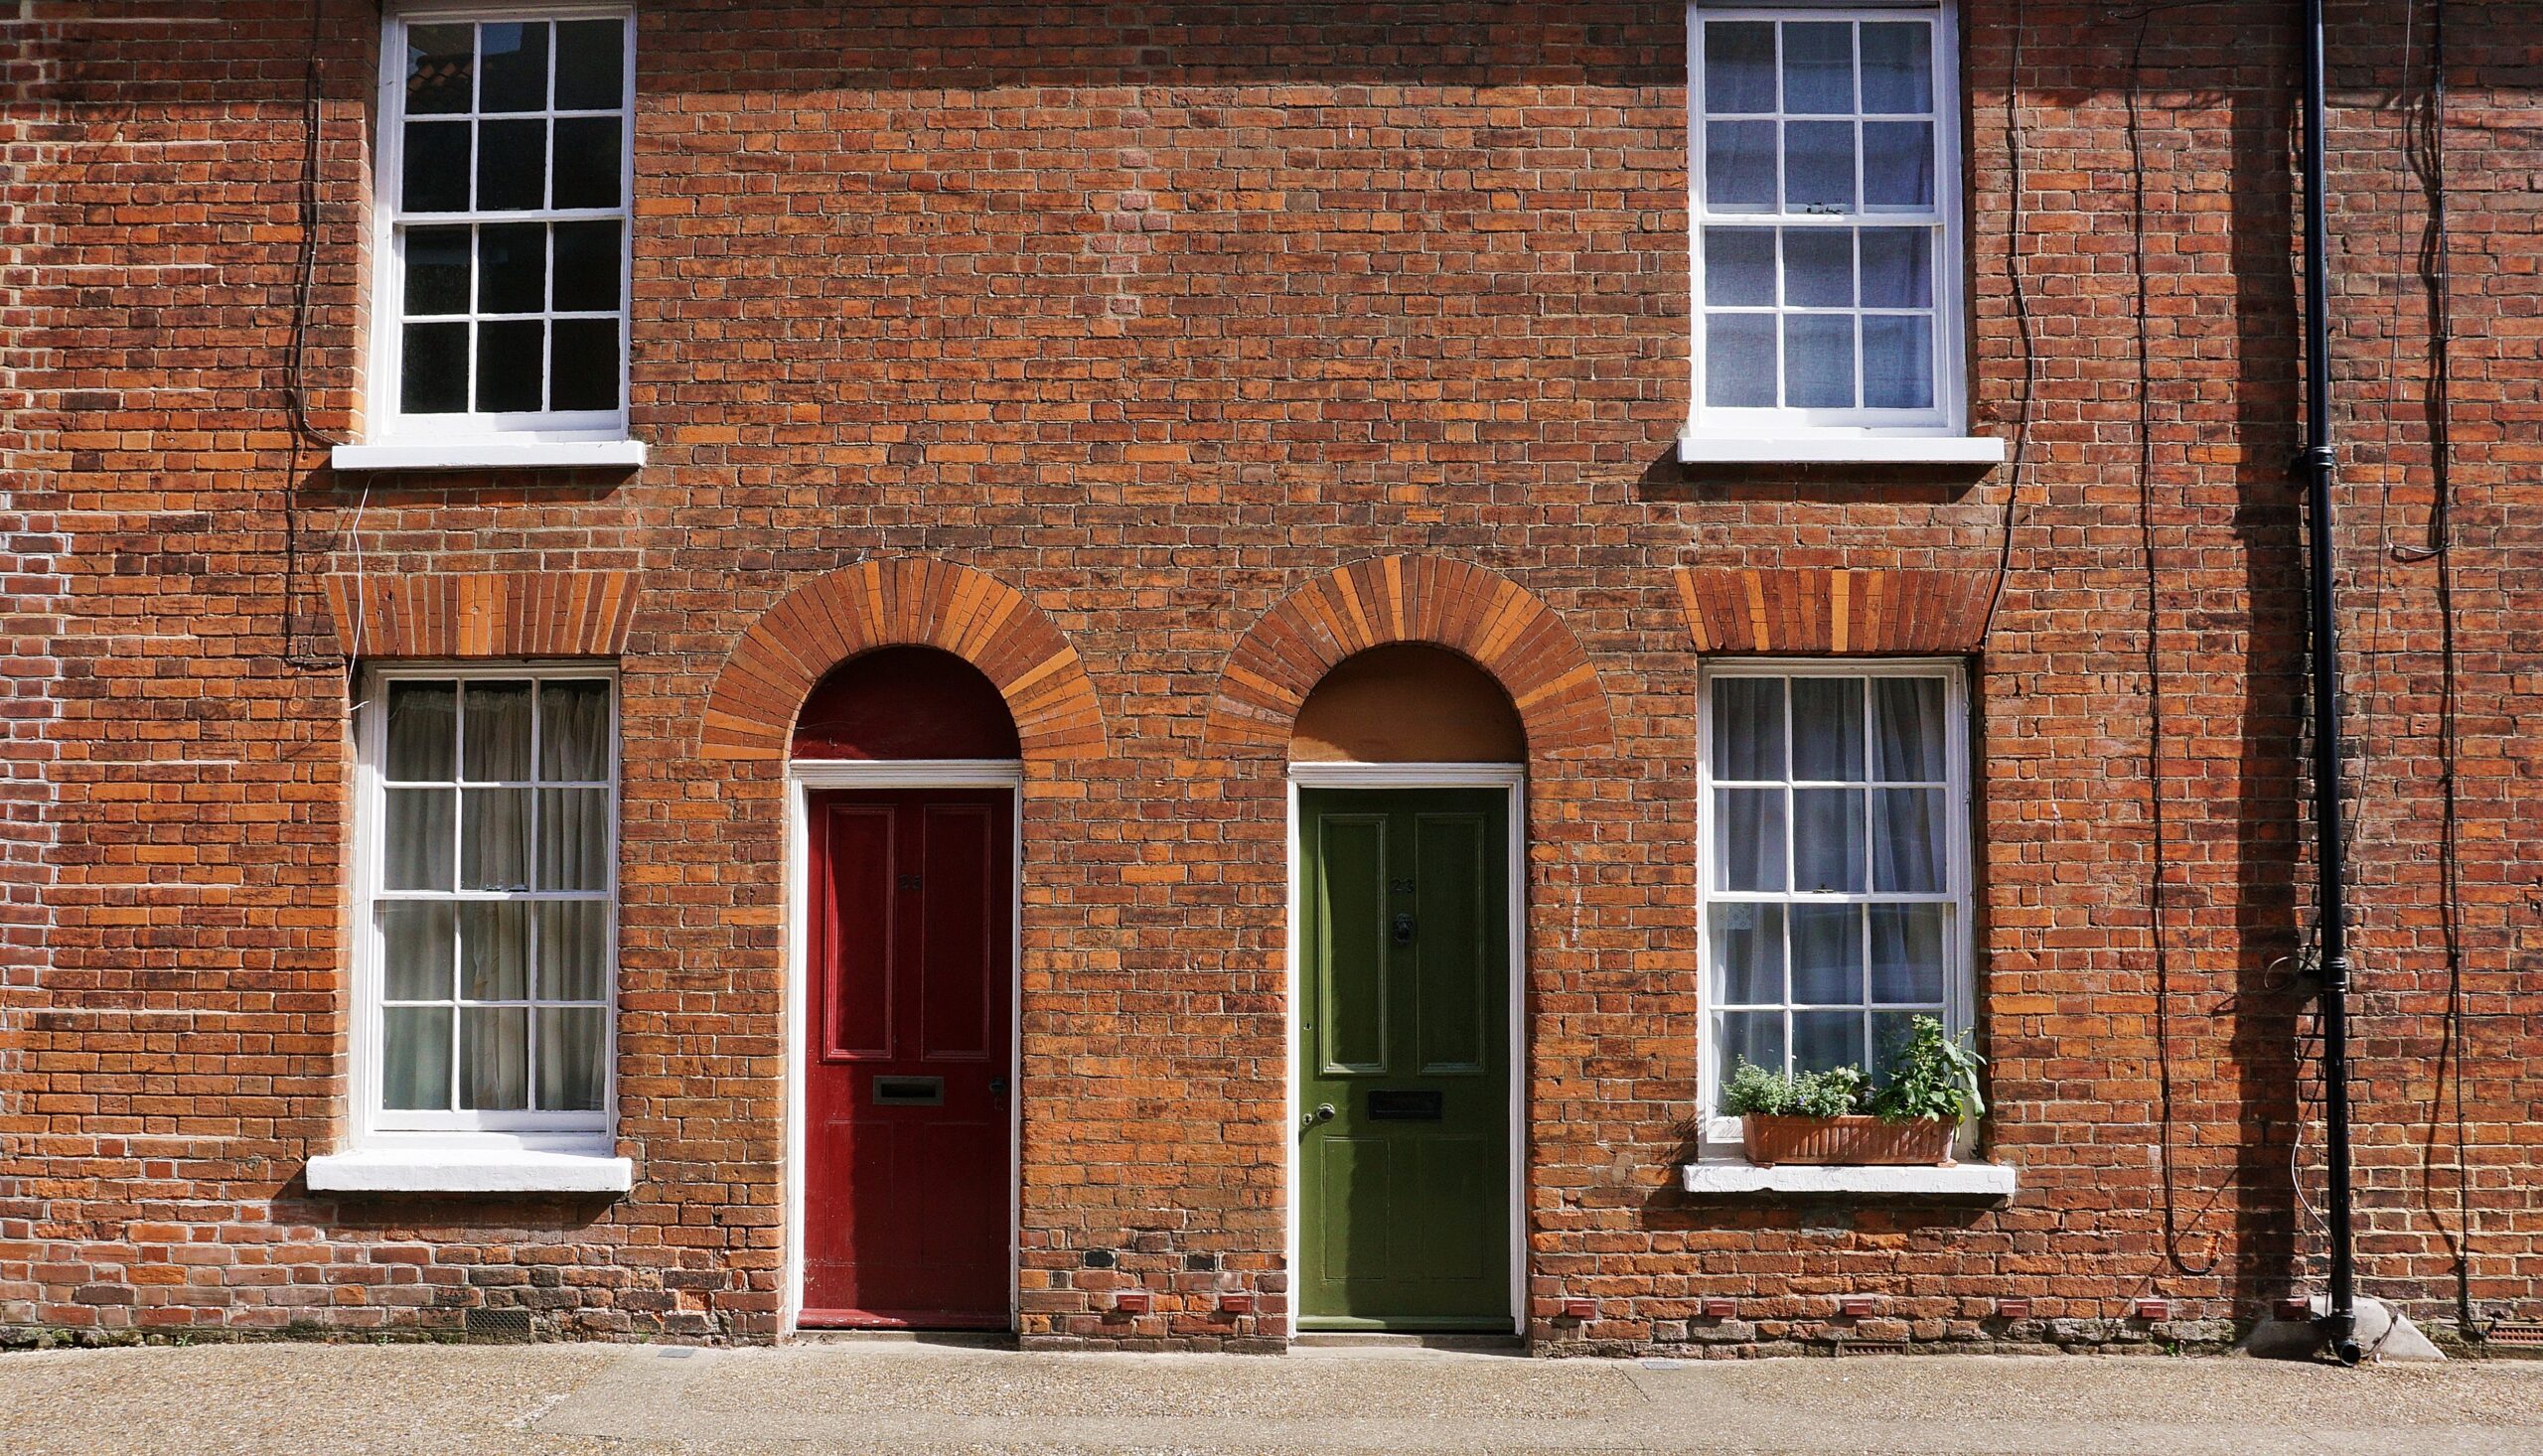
top-left (804, 789), bottom-right (1013, 1329)
top-left (1299, 787), bottom-right (1512, 1330)
top-left (1315, 813), bottom-right (1391, 1075)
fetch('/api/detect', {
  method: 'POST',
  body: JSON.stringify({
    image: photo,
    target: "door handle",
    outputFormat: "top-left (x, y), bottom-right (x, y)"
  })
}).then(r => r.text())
top-left (1392, 913), bottom-right (1416, 946)
top-left (989, 1077), bottom-right (1010, 1100)
top-left (1300, 1102), bottom-right (1335, 1132)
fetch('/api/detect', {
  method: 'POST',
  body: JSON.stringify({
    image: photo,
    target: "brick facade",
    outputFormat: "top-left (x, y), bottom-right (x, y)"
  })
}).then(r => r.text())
top-left (2, 0), bottom-right (2538, 1354)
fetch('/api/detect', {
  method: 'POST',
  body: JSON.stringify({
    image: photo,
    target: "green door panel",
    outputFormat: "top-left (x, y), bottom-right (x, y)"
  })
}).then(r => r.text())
top-left (1299, 787), bottom-right (1511, 1331)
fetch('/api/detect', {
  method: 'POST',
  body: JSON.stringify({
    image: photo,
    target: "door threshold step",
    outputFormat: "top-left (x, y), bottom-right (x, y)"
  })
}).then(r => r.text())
top-left (1292, 1332), bottom-right (1524, 1352)
top-left (793, 1329), bottom-right (1017, 1349)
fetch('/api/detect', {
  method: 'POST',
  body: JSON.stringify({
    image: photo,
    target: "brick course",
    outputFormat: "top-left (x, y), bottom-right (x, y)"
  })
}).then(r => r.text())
top-left (1, 0), bottom-right (2537, 1355)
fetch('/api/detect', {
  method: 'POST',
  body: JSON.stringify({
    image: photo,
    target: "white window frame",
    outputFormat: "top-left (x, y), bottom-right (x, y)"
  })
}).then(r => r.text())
top-left (1684, 2), bottom-right (1977, 454)
top-left (364, 2), bottom-right (637, 449)
top-left (348, 660), bottom-right (620, 1156)
top-left (1695, 658), bottom-right (1975, 1151)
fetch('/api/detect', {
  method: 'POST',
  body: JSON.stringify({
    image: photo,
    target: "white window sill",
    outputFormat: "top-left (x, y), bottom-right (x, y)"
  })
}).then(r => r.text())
top-left (1678, 1161), bottom-right (2017, 1201)
top-left (329, 440), bottom-right (648, 473)
top-left (1676, 434), bottom-right (2009, 466)
top-left (307, 1147), bottom-right (633, 1195)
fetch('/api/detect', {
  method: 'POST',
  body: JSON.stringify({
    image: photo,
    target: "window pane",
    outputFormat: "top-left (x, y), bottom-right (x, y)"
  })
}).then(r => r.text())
top-left (476, 118), bottom-right (547, 210)
top-left (1782, 228), bottom-right (1853, 308)
top-left (401, 120), bottom-right (472, 212)
top-left (400, 322), bottom-right (470, 414)
top-left (1704, 227), bottom-right (1775, 307)
top-left (1783, 121), bottom-right (1856, 212)
top-left (460, 787), bottom-right (532, 891)
top-left (462, 680), bottom-right (533, 780)
top-left (382, 1006), bottom-right (453, 1109)
top-left (1784, 314), bottom-right (1856, 409)
top-left (476, 224), bottom-right (545, 314)
top-left (1711, 902), bottom-right (1784, 1005)
top-left (460, 1006), bottom-right (529, 1110)
top-left (549, 319), bottom-right (621, 412)
top-left (478, 21), bottom-right (549, 113)
top-left (1861, 23), bottom-right (1933, 113)
top-left (538, 900), bottom-right (610, 1002)
top-left (1703, 21), bottom-right (1776, 113)
top-left (1870, 904), bottom-right (1947, 1004)
top-left (538, 679), bottom-right (612, 780)
top-left (382, 789), bottom-right (455, 892)
top-left (459, 901), bottom-right (529, 1001)
top-left (1703, 314), bottom-right (1775, 408)
top-left (1793, 1010), bottom-right (1865, 1076)
top-left (1705, 120), bottom-right (1776, 211)
top-left (538, 788), bottom-right (611, 892)
top-left (1711, 677), bottom-right (1785, 779)
top-left (379, 901), bottom-right (454, 1002)
top-left (1871, 788), bottom-right (1948, 893)
top-left (403, 23), bottom-right (475, 116)
top-left (1789, 903), bottom-right (1861, 1005)
top-left (1717, 1011), bottom-right (1785, 1092)
top-left (1793, 787), bottom-right (1866, 893)
top-left (1860, 228), bottom-right (1932, 308)
top-left (475, 318), bottom-right (545, 412)
top-left (1781, 22), bottom-right (1855, 115)
top-left (1713, 788), bottom-right (1787, 893)
top-left (554, 20), bottom-right (627, 110)
top-left (384, 680), bottom-right (456, 781)
top-left (1871, 1011), bottom-right (1924, 1081)
top-left (552, 116), bottom-right (623, 209)
top-left (403, 226), bottom-right (472, 315)
top-left (1865, 316), bottom-right (1935, 410)
top-left (1865, 121), bottom-right (1936, 209)
top-left (551, 221), bottom-right (623, 312)
top-left (1872, 677), bottom-right (1947, 780)
top-left (1791, 676), bottom-right (1865, 781)
top-left (537, 1007), bottom-right (607, 1111)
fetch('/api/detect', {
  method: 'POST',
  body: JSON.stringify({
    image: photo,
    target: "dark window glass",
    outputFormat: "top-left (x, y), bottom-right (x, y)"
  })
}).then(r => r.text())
top-left (400, 322), bottom-right (470, 413)
top-left (476, 118), bottom-right (547, 210)
top-left (476, 319), bottom-right (545, 411)
top-left (549, 319), bottom-right (620, 411)
top-left (401, 121), bottom-right (471, 212)
top-left (554, 20), bottom-right (626, 110)
top-left (404, 23), bottom-right (475, 115)
top-left (550, 221), bottom-right (621, 311)
top-left (403, 226), bottom-right (472, 314)
top-left (476, 223), bottom-right (546, 314)
top-left (478, 22), bottom-right (550, 113)
top-left (551, 117), bottom-right (622, 209)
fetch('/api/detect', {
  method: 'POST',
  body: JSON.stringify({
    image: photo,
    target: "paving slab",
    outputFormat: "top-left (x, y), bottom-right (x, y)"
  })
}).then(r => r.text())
top-left (3, 1341), bottom-right (2539, 1455)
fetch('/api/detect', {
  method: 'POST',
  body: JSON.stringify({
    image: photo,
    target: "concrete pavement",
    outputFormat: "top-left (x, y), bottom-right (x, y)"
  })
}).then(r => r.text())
top-left (4, 1338), bottom-right (2539, 1454)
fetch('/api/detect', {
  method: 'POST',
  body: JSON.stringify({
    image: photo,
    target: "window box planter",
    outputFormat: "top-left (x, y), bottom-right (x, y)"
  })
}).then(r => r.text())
top-left (1741, 1114), bottom-right (1955, 1168)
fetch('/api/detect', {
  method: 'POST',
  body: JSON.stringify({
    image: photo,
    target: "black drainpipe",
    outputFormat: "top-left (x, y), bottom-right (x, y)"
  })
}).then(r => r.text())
top-left (2298, 0), bottom-right (2363, 1368)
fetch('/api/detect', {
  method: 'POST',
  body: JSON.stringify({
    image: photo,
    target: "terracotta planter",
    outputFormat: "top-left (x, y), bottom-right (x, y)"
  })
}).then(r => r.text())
top-left (1741, 1114), bottom-right (1955, 1167)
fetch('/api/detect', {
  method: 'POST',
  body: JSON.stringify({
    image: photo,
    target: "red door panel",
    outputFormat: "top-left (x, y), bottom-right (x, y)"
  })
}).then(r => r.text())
top-left (803, 789), bottom-right (1013, 1329)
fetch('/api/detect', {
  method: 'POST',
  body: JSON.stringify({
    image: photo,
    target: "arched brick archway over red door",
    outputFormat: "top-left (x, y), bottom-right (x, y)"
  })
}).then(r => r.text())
top-left (696, 558), bottom-right (1107, 763)
top-left (1204, 555), bottom-right (1614, 761)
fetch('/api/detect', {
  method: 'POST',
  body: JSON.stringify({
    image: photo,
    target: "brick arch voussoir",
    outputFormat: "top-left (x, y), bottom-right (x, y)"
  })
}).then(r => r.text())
top-left (697, 559), bottom-right (1107, 763)
top-left (1203, 555), bottom-right (1614, 761)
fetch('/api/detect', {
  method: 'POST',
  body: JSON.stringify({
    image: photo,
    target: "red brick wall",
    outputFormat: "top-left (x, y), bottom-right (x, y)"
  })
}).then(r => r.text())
top-left (2, 0), bottom-right (2537, 1352)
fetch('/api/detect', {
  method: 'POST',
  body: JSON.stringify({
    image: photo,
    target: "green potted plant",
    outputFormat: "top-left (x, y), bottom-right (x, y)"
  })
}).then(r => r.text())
top-left (1720, 1016), bottom-right (1984, 1167)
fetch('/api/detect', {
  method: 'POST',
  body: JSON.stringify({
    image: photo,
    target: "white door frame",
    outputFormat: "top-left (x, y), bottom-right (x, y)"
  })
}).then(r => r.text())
top-left (1285, 761), bottom-right (1528, 1335)
top-left (782, 758), bottom-right (1027, 1336)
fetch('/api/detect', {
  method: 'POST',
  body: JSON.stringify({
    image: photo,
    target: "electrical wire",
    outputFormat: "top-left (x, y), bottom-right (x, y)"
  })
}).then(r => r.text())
top-left (283, 0), bottom-right (350, 670)
top-left (1976, 2), bottom-right (2036, 646)
top-left (2125, 3), bottom-right (2218, 1278)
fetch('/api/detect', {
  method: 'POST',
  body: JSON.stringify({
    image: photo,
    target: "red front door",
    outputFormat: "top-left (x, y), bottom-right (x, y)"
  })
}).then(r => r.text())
top-left (803, 789), bottom-right (1013, 1328)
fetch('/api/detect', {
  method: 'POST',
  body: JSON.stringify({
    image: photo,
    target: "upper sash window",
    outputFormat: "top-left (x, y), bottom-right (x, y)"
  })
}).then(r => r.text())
top-left (373, 8), bottom-right (634, 443)
top-left (1689, 5), bottom-right (1966, 443)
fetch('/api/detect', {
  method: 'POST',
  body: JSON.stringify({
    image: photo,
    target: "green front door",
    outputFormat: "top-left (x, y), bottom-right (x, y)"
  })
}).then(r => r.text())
top-left (1298, 787), bottom-right (1512, 1331)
